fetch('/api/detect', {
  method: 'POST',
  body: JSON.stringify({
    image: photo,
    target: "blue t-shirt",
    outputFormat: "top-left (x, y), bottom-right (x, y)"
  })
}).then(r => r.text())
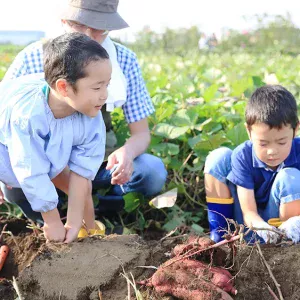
top-left (227, 138), bottom-right (300, 208)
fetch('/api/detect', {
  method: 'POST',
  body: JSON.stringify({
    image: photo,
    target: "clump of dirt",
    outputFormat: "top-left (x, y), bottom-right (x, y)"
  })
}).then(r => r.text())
top-left (0, 279), bottom-right (15, 299)
top-left (0, 230), bottom-right (177, 300)
top-left (233, 243), bottom-right (300, 300)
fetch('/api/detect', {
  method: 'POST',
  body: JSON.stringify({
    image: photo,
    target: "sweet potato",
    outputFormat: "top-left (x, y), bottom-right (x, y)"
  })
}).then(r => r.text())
top-left (155, 282), bottom-right (234, 300)
top-left (172, 235), bottom-right (227, 266)
top-left (154, 258), bottom-right (237, 295)
top-left (150, 258), bottom-right (235, 299)
top-left (172, 236), bottom-right (214, 257)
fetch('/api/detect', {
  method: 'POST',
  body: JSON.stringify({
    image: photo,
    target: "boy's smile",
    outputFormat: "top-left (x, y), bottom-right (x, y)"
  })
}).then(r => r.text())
top-left (48, 59), bottom-right (112, 119)
top-left (247, 123), bottom-right (298, 169)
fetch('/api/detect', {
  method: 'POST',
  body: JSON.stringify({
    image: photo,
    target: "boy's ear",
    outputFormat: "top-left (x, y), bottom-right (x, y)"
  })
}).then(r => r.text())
top-left (55, 79), bottom-right (69, 97)
top-left (245, 122), bottom-right (251, 139)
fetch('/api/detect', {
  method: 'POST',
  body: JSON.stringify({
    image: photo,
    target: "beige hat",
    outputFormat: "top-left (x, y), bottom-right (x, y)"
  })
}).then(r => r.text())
top-left (61, 0), bottom-right (129, 31)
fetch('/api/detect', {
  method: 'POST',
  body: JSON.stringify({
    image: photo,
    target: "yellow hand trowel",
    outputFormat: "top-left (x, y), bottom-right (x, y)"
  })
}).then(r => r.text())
top-left (77, 220), bottom-right (106, 238)
top-left (268, 218), bottom-right (283, 228)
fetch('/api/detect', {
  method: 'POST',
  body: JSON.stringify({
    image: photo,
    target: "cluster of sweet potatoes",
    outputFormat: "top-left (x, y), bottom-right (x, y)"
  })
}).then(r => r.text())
top-left (142, 236), bottom-right (237, 300)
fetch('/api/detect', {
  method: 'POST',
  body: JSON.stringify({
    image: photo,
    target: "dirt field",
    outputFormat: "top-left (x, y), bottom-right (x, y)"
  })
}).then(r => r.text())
top-left (0, 218), bottom-right (299, 300)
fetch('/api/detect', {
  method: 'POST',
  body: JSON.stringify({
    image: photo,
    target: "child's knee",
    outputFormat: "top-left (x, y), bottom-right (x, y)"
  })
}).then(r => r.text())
top-left (272, 168), bottom-right (300, 205)
top-left (277, 167), bottom-right (300, 181)
top-left (204, 147), bottom-right (232, 183)
top-left (274, 168), bottom-right (300, 191)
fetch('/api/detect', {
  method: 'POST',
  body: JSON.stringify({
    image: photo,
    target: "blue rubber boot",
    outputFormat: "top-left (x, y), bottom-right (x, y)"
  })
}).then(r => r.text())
top-left (206, 197), bottom-right (234, 242)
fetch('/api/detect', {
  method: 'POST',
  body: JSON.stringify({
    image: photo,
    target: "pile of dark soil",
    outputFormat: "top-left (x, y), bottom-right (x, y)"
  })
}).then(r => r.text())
top-left (0, 218), bottom-right (299, 300)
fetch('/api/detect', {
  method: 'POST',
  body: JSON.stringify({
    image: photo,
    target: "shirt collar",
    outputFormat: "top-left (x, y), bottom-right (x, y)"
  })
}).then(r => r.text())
top-left (252, 139), bottom-right (297, 169)
top-left (252, 146), bottom-right (266, 168)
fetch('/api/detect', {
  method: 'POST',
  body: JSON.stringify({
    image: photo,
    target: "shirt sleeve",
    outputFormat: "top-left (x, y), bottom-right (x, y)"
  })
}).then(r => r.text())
top-left (3, 42), bottom-right (44, 80)
top-left (3, 51), bottom-right (29, 80)
top-left (69, 113), bottom-right (106, 180)
top-left (122, 53), bottom-right (155, 124)
top-left (227, 145), bottom-right (254, 190)
top-left (8, 108), bottom-right (58, 213)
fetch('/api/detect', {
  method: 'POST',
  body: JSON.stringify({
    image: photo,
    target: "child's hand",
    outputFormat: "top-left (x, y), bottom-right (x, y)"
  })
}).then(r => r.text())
top-left (43, 220), bottom-right (66, 242)
top-left (0, 184), bottom-right (12, 204)
top-left (252, 220), bottom-right (281, 244)
top-left (64, 223), bottom-right (81, 243)
top-left (279, 216), bottom-right (300, 243)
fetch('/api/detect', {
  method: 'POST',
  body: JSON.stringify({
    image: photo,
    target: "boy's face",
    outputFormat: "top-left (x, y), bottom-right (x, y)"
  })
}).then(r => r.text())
top-left (66, 59), bottom-right (112, 118)
top-left (246, 123), bottom-right (298, 169)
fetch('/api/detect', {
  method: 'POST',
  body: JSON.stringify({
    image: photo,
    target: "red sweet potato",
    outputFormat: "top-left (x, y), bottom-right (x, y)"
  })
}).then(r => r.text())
top-left (155, 258), bottom-right (237, 295)
top-left (155, 282), bottom-right (234, 300)
top-left (151, 259), bottom-right (235, 299)
top-left (172, 236), bottom-right (214, 257)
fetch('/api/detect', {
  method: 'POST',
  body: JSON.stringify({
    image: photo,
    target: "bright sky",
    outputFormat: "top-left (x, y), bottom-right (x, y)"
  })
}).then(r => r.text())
top-left (0, 0), bottom-right (299, 40)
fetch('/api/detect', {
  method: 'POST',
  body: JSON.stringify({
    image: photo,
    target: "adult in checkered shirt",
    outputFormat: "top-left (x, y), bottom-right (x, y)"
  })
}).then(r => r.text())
top-left (2, 0), bottom-right (167, 221)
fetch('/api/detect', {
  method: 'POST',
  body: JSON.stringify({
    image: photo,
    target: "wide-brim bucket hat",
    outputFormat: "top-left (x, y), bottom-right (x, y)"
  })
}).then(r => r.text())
top-left (61, 0), bottom-right (129, 31)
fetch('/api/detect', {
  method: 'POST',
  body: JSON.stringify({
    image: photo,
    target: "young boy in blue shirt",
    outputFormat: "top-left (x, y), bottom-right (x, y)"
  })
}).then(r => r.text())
top-left (0, 32), bottom-right (111, 243)
top-left (204, 85), bottom-right (300, 243)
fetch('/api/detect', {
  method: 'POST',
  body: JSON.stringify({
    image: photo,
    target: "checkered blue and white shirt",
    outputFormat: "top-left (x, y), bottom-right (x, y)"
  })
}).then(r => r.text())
top-left (3, 40), bottom-right (155, 124)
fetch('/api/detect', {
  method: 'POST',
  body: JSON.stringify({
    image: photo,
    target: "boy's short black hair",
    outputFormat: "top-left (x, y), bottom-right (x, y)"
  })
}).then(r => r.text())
top-left (44, 32), bottom-right (109, 90)
top-left (245, 85), bottom-right (299, 130)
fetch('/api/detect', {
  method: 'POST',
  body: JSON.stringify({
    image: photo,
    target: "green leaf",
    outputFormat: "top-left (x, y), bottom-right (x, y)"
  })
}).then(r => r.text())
top-left (171, 109), bottom-right (199, 128)
top-left (123, 192), bottom-right (143, 213)
top-left (230, 77), bottom-right (253, 97)
top-left (151, 143), bottom-right (180, 156)
top-left (155, 104), bottom-right (175, 122)
top-left (186, 157), bottom-right (205, 172)
top-left (162, 215), bottom-right (186, 232)
top-left (203, 84), bottom-right (219, 101)
top-left (201, 122), bottom-right (222, 135)
top-left (226, 123), bottom-right (248, 147)
top-left (188, 134), bottom-right (202, 149)
top-left (137, 210), bottom-right (146, 230)
top-left (92, 195), bottom-right (99, 207)
top-left (168, 158), bottom-right (182, 170)
top-left (171, 109), bottom-right (192, 127)
top-left (191, 223), bottom-right (204, 234)
top-left (252, 76), bottom-right (265, 88)
top-left (194, 118), bottom-right (212, 131)
top-left (154, 123), bottom-right (189, 139)
top-left (193, 131), bottom-right (229, 154)
top-left (167, 182), bottom-right (185, 194)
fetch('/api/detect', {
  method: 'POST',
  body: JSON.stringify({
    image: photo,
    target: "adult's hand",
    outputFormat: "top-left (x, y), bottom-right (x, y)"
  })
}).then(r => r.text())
top-left (106, 146), bottom-right (134, 185)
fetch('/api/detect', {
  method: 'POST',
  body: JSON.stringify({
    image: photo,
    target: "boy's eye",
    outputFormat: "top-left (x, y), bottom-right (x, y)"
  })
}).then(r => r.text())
top-left (92, 87), bottom-right (101, 91)
top-left (278, 142), bottom-right (286, 145)
top-left (260, 144), bottom-right (267, 147)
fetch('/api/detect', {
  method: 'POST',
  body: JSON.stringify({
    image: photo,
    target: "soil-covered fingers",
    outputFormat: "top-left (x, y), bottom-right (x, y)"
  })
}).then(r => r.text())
top-left (279, 216), bottom-right (300, 243)
top-left (64, 224), bottom-right (81, 243)
top-left (43, 221), bottom-right (66, 243)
